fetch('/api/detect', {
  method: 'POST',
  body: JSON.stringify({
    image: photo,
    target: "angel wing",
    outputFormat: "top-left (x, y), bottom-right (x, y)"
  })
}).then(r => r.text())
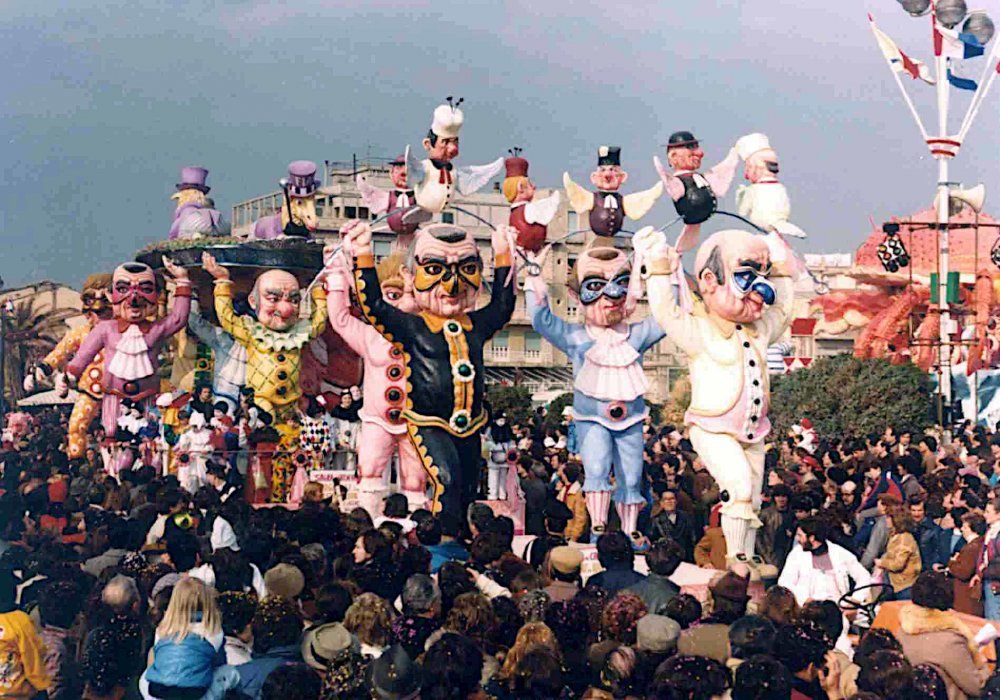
top-left (456, 156), bottom-right (505, 196)
top-left (356, 174), bottom-right (390, 215)
top-left (653, 156), bottom-right (685, 201)
top-left (524, 191), bottom-right (561, 226)
top-left (623, 181), bottom-right (663, 220)
top-left (404, 145), bottom-right (424, 193)
top-left (772, 220), bottom-right (807, 239)
top-left (735, 184), bottom-right (752, 219)
top-left (563, 172), bottom-right (594, 214)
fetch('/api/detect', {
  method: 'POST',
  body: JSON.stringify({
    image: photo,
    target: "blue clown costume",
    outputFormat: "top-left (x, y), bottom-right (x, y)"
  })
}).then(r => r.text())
top-left (525, 250), bottom-right (664, 541)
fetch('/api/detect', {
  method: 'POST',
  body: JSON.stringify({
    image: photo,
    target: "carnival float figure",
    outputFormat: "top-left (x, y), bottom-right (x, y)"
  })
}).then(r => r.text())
top-left (484, 411), bottom-right (517, 501)
top-left (357, 154), bottom-right (421, 249)
top-left (202, 253), bottom-right (328, 423)
top-left (635, 226), bottom-right (798, 568)
top-left (325, 249), bottom-right (427, 513)
top-left (250, 161), bottom-right (320, 239)
top-left (344, 219), bottom-right (516, 518)
top-left (564, 146), bottom-right (663, 238)
top-left (525, 244), bottom-right (665, 543)
top-left (169, 167), bottom-right (228, 240)
top-left (735, 134), bottom-right (806, 239)
top-left (404, 98), bottom-right (505, 214)
top-left (502, 148), bottom-right (560, 253)
top-left (175, 411), bottom-right (212, 494)
top-left (187, 302), bottom-right (247, 413)
top-left (26, 273), bottom-right (113, 459)
top-left (66, 259), bottom-right (191, 436)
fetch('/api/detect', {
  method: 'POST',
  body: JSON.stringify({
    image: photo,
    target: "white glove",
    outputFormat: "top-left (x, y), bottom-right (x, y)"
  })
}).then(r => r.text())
top-left (22, 374), bottom-right (35, 393)
top-left (55, 372), bottom-right (69, 398)
top-left (764, 230), bottom-right (789, 265)
top-left (633, 226), bottom-right (677, 276)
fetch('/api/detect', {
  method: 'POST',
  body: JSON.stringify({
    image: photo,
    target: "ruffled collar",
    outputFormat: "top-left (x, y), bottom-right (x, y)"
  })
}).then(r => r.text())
top-left (244, 317), bottom-right (313, 351)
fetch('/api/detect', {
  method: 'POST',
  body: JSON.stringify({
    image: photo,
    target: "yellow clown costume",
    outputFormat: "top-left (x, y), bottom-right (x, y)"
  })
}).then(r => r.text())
top-left (213, 280), bottom-right (327, 421)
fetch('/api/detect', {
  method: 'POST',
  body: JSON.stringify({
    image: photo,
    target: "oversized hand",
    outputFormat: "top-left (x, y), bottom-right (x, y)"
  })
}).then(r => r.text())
top-left (202, 252), bottom-right (230, 281)
top-left (633, 226), bottom-right (678, 275)
top-left (54, 372), bottom-right (70, 398)
top-left (162, 256), bottom-right (189, 281)
top-left (341, 219), bottom-right (372, 254)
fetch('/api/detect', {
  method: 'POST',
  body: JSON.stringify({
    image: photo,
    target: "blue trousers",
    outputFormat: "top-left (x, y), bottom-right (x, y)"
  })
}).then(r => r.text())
top-left (576, 420), bottom-right (645, 505)
top-left (985, 582), bottom-right (1000, 621)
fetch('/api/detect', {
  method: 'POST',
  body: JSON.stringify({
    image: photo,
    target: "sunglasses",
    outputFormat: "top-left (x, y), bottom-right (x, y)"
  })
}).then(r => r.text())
top-left (579, 273), bottom-right (631, 305)
top-left (730, 267), bottom-right (776, 306)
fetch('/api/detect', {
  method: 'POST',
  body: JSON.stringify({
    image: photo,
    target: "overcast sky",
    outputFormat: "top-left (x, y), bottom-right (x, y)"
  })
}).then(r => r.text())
top-left (3, 0), bottom-right (999, 289)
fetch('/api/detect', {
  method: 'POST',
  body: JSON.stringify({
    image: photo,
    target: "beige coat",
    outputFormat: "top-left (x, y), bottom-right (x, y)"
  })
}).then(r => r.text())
top-left (878, 532), bottom-right (921, 593)
top-left (895, 604), bottom-right (990, 700)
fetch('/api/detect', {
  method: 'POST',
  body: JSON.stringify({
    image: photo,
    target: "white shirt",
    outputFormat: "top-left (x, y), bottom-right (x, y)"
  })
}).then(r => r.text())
top-left (778, 541), bottom-right (871, 607)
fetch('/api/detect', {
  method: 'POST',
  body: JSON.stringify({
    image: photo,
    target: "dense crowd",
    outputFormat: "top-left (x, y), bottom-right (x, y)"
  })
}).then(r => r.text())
top-left (6, 403), bottom-right (1000, 700)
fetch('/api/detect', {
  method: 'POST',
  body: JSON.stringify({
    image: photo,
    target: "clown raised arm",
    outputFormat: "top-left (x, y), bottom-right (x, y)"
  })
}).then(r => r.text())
top-left (636, 226), bottom-right (796, 569)
top-left (524, 243), bottom-right (664, 545)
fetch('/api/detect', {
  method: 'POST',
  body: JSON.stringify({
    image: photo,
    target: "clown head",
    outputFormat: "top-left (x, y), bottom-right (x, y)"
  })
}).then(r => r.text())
top-left (112, 263), bottom-right (159, 323)
top-left (377, 252), bottom-right (418, 313)
top-left (590, 146), bottom-right (628, 192)
top-left (81, 273), bottom-right (113, 323)
top-left (695, 230), bottom-right (776, 324)
top-left (389, 155), bottom-right (408, 190)
top-left (571, 246), bottom-right (632, 327)
top-left (666, 131), bottom-right (704, 172)
top-left (744, 147), bottom-right (780, 184)
top-left (249, 269), bottom-right (302, 331)
top-left (402, 225), bottom-right (482, 318)
top-left (502, 152), bottom-right (536, 204)
top-left (423, 101), bottom-right (462, 163)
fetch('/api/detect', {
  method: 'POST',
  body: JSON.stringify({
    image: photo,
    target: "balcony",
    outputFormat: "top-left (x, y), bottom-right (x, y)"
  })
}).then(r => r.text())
top-left (490, 346), bottom-right (509, 360)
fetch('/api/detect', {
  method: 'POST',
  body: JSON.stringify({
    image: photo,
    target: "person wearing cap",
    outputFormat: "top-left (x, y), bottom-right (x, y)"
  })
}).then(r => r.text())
top-left (403, 97), bottom-right (504, 214)
top-left (357, 153), bottom-right (421, 246)
top-left (502, 148), bottom-right (560, 253)
top-left (251, 160), bottom-right (320, 239)
top-left (677, 570), bottom-right (750, 662)
top-left (300, 620), bottom-right (355, 675)
top-left (636, 614), bottom-right (681, 673)
top-left (263, 563), bottom-right (305, 601)
top-left (367, 644), bottom-right (422, 700)
top-left (544, 546), bottom-right (583, 603)
top-left (735, 133), bottom-right (807, 239)
top-left (563, 145), bottom-right (663, 239)
top-left (205, 461), bottom-right (237, 503)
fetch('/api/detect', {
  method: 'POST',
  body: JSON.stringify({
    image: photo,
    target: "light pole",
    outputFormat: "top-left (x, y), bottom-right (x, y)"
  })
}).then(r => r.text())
top-left (874, 0), bottom-right (999, 430)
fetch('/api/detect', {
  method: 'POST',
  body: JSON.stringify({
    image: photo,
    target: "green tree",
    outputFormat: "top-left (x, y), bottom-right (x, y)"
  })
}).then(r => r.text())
top-left (486, 384), bottom-right (534, 426)
top-left (2, 302), bottom-right (65, 405)
top-left (770, 354), bottom-right (932, 439)
top-left (544, 392), bottom-right (574, 430)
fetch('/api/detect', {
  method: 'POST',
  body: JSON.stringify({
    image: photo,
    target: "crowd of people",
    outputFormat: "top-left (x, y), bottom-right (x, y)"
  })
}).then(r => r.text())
top-left (6, 401), bottom-right (1000, 700)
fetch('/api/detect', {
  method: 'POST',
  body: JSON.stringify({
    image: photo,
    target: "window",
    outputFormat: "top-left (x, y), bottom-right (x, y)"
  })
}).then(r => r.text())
top-left (344, 206), bottom-right (357, 218)
top-left (567, 211), bottom-right (578, 232)
top-left (359, 207), bottom-right (370, 219)
top-left (373, 240), bottom-right (391, 261)
top-left (525, 331), bottom-right (542, 359)
top-left (491, 330), bottom-right (509, 359)
top-left (315, 197), bottom-right (325, 217)
top-left (441, 211), bottom-right (455, 224)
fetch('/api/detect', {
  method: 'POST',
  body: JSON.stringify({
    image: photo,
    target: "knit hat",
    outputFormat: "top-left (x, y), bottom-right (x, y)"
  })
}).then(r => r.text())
top-left (549, 546), bottom-right (583, 575)
top-left (637, 614), bottom-right (681, 653)
top-left (301, 622), bottom-right (355, 671)
top-left (366, 644), bottom-right (422, 700)
top-left (710, 571), bottom-right (750, 603)
top-left (264, 563), bottom-right (305, 599)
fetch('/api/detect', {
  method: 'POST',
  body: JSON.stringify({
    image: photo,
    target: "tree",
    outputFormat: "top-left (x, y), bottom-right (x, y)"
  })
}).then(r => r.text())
top-left (544, 392), bottom-right (574, 430)
top-left (770, 354), bottom-right (932, 439)
top-left (661, 375), bottom-right (691, 427)
top-left (3, 301), bottom-right (66, 405)
top-left (486, 384), bottom-right (534, 427)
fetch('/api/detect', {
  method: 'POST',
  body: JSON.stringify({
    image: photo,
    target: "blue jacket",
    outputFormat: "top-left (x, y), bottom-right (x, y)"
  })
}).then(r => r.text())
top-left (145, 633), bottom-right (225, 690)
top-left (427, 540), bottom-right (470, 574)
top-left (586, 565), bottom-right (646, 595)
top-left (236, 645), bottom-right (302, 699)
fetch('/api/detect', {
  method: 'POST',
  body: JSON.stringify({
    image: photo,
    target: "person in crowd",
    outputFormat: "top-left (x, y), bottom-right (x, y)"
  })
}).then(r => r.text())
top-left (587, 532), bottom-right (645, 594)
top-left (626, 538), bottom-right (682, 615)
top-left (237, 596), bottom-right (304, 698)
top-left (649, 489), bottom-right (695, 559)
top-left (39, 579), bottom-right (83, 700)
top-left (217, 591), bottom-right (257, 666)
top-left (874, 502), bottom-right (921, 600)
top-left (677, 571), bottom-right (749, 662)
top-left (544, 546), bottom-right (583, 603)
top-left (0, 567), bottom-right (51, 698)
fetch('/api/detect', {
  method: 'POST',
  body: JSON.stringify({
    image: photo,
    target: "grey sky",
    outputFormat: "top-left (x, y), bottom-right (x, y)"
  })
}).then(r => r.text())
top-left (3, 0), bottom-right (999, 289)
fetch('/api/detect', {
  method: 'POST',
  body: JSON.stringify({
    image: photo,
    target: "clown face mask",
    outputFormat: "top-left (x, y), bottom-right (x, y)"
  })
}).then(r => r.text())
top-left (112, 263), bottom-right (158, 323)
top-left (667, 143), bottom-right (705, 172)
top-left (696, 230), bottom-right (774, 324)
top-left (589, 165), bottom-right (628, 192)
top-left (404, 227), bottom-right (482, 318)
top-left (389, 163), bottom-right (408, 190)
top-left (250, 269), bottom-right (302, 331)
top-left (575, 247), bottom-right (631, 328)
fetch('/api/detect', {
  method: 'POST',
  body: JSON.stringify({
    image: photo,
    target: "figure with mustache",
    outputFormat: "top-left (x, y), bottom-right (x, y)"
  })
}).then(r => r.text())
top-left (524, 244), bottom-right (665, 544)
top-left (343, 219), bottom-right (516, 519)
top-left (66, 259), bottom-right (191, 436)
top-left (203, 253), bottom-right (328, 423)
top-left (635, 226), bottom-right (798, 569)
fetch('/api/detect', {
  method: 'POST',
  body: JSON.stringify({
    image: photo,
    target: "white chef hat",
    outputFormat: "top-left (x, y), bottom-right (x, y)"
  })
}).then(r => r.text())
top-left (736, 133), bottom-right (771, 160)
top-left (431, 103), bottom-right (464, 139)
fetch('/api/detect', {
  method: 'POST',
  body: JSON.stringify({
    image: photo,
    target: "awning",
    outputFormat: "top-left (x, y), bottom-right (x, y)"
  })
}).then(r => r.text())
top-left (18, 389), bottom-right (79, 407)
top-left (485, 367), bottom-right (574, 391)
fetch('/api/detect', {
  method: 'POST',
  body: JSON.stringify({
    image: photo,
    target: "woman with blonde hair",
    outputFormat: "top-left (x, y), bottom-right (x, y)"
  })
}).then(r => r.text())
top-left (758, 585), bottom-right (799, 626)
top-left (485, 622), bottom-right (563, 699)
top-left (343, 592), bottom-right (393, 659)
top-left (139, 577), bottom-right (239, 699)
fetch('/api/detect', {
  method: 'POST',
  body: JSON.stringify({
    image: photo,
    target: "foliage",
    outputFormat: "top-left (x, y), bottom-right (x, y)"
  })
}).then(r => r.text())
top-left (770, 354), bottom-right (932, 439)
top-left (2, 302), bottom-right (66, 405)
top-left (661, 374), bottom-right (691, 427)
top-left (544, 392), bottom-right (574, 430)
top-left (486, 384), bottom-right (534, 426)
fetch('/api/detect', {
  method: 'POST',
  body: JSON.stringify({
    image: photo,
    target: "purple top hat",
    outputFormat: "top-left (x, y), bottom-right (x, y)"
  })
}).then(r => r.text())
top-left (176, 166), bottom-right (210, 193)
top-left (286, 161), bottom-right (318, 198)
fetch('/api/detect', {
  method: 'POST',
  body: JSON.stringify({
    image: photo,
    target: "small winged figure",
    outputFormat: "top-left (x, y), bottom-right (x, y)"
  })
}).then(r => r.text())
top-left (356, 153), bottom-right (423, 244)
top-left (502, 148), bottom-right (561, 252)
top-left (563, 145), bottom-right (662, 239)
top-left (403, 97), bottom-right (505, 214)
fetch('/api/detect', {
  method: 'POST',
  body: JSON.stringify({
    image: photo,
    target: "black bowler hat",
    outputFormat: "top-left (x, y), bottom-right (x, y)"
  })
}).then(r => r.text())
top-left (665, 131), bottom-right (700, 149)
top-left (597, 145), bottom-right (621, 167)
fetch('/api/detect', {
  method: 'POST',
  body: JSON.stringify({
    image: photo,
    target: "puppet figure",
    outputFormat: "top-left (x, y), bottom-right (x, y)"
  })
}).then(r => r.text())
top-left (169, 167), bottom-right (228, 240)
top-left (250, 161), bottom-right (320, 239)
top-left (484, 411), bottom-right (517, 501)
top-left (27, 273), bottom-right (113, 459)
top-left (66, 259), bottom-right (191, 436)
top-left (404, 98), bottom-right (505, 214)
top-left (735, 133), bottom-right (806, 239)
top-left (564, 146), bottom-right (662, 240)
top-left (175, 411), bottom-right (212, 494)
top-left (525, 244), bottom-right (665, 543)
top-left (636, 226), bottom-right (797, 569)
top-left (502, 148), bottom-right (560, 253)
top-left (187, 302), bottom-right (248, 413)
top-left (203, 253), bottom-right (328, 423)
top-left (345, 219), bottom-right (516, 518)
top-left (357, 154), bottom-right (421, 249)
top-left (326, 249), bottom-right (427, 513)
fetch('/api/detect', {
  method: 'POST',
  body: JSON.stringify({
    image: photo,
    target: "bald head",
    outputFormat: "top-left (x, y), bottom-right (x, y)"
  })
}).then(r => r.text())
top-left (250, 269), bottom-right (302, 331)
top-left (102, 575), bottom-right (140, 615)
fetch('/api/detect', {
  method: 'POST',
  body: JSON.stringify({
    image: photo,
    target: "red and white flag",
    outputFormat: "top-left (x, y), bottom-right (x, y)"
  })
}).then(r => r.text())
top-left (869, 14), bottom-right (936, 85)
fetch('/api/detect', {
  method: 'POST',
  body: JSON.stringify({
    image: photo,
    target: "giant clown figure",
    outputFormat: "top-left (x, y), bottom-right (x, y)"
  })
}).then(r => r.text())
top-left (525, 244), bottom-right (664, 543)
top-left (203, 253), bottom-right (328, 422)
top-left (343, 219), bottom-right (516, 519)
top-left (325, 247), bottom-right (427, 513)
top-left (67, 259), bottom-right (191, 436)
top-left (635, 226), bottom-right (797, 567)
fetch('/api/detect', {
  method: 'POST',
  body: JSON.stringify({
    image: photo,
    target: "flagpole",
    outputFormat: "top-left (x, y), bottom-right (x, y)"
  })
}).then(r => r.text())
top-left (934, 7), bottom-right (954, 432)
top-left (957, 56), bottom-right (1000, 141)
top-left (887, 67), bottom-right (932, 141)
